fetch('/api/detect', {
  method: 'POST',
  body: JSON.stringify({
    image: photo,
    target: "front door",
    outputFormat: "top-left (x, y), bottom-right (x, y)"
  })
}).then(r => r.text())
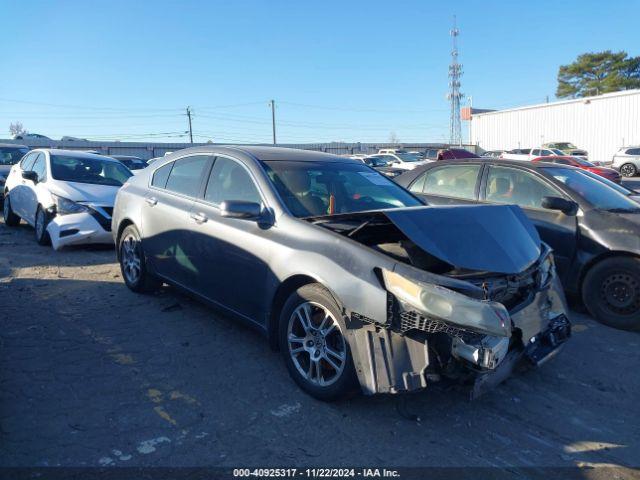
top-left (186, 155), bottom-right (270, 323)
top-left (481, 165), bottom-right (578, 278)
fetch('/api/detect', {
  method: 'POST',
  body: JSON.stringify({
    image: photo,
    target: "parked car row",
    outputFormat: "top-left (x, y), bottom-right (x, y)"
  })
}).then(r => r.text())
top-left (394, 159), bottom-right (640, 331)
top-left (482, 143), bottom-right (640, 178)
top-left (4, 146), bottom-right (581, 402)
top-left (5, 144), bottom-right (640, 403)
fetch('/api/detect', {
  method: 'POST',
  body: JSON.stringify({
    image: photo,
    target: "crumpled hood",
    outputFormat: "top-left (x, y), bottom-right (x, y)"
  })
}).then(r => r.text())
top-left (383, 204), bottom-right (542, 274)
top-left (48, 180), bottom-right (120, 205)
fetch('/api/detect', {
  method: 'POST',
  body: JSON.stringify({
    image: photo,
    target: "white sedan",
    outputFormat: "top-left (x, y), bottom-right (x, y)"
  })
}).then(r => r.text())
top-left (2, 149), bottom-right (132, 250)
top-left (369, 152), bottom-right (431, 170)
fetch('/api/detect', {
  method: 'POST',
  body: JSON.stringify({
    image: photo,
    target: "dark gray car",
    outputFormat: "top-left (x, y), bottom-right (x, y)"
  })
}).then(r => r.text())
top-left (112, 146), bottom-right (570, 400)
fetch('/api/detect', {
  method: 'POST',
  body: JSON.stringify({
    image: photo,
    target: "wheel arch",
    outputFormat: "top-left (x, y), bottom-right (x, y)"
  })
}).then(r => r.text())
top-left (267, 274), bottom-right (344, 351)
top-left (578, 250), bottom-right (640, 293)
top-left (115, 218), bottom-right (135, 260)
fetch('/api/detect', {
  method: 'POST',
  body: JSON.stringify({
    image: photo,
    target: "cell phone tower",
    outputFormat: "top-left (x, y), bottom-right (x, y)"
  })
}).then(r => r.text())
top-left (447, 16), bottom-right (464, 146)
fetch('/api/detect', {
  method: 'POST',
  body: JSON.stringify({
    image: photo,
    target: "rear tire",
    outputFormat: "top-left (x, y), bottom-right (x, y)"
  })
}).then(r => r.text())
top-left (620, 163), bottom-right (637, 177)
top-left (278, 283), bottom-right (358, 401)
top-left (582, 257), bottom-right (640, 331)
top-left (2, 194), bottom-right (20, 227)
top-left (34, 206), bottom-right (51, 246)
top-left (118, 224), bottom-right (161, 293)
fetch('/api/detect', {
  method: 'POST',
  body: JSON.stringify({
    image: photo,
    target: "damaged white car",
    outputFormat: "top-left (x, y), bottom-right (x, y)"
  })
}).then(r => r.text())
top-left (3, 149), bottom-right (132, 250)
top-left (112, 146), bottom-right (571, 401)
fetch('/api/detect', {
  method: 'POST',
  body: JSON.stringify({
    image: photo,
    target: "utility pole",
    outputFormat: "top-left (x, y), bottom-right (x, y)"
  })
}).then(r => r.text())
top-left (186, 106), bottom-right (193, 144)
top-left (447, 16), bottom-right (464, 146)
top-left (269, 99), bottom-right (277, 145)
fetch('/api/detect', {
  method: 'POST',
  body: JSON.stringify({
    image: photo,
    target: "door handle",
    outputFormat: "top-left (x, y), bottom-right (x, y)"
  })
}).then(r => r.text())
top-left (145, 197), bottom-right (158, 206)
top-left (190, 212), bottom-right (208, 224)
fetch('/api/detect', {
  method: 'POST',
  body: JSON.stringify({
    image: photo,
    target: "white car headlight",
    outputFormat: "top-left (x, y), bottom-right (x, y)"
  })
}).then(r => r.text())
top-left (382, 269), bottom-right (511, 338)
top-left (52, 194), bottom-right (89, 215)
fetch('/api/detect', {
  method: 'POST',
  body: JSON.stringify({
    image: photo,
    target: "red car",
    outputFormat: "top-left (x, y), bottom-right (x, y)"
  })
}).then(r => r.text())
top-left (532, 156), bottom-right (621, 184)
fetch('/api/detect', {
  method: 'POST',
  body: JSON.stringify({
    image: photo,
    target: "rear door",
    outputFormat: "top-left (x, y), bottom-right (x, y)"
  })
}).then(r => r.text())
top-left (480, 165), bottom-right (578, 276)
top-left (142, 155), bottom-right (212, 286)
top-left (406, 163), bottom-right (483, 206)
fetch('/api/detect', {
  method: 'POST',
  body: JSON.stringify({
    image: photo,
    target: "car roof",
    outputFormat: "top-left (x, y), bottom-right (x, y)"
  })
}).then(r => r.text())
top-left (33, 148), bottom-right (123, 163)
top-left (164, 145), bottom-right (359, 164)
top-left (417, 158), bottom-right (580, 170)
top-left (0, 143), bottom-right (29, 149)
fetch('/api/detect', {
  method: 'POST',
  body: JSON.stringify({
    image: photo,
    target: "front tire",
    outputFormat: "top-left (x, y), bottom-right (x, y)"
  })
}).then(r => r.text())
top-left (278, 284), bottom-right (358, 401)
top-left (118, 224), bottom-right (161, 293)
top-left (34, 206), bottom-right (51, 246)
top-left (620, 163), bottom-right (637, 177)
top-left (582, 257), bottom-right (640, 331)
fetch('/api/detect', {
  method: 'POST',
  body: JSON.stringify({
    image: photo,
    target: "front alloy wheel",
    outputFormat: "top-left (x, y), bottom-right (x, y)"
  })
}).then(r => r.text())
top-left (34, 207), bottom-right (51, 245)
top-left (279, 284), bottom-right (357, 401)
top-left (287, 302), bottom-right (347, 387)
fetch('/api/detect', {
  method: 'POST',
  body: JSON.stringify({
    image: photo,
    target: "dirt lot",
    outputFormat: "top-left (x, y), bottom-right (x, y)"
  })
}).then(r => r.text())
top-left (1, 216), bottom-right (639, 475)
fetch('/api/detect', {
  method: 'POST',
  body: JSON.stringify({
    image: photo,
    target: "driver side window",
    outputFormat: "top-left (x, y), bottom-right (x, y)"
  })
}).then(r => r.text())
top-left (204, 157), bottom-right (261, 206)
top-left (31, 153), bottom-right (47, 182)
top-left (485, 166), bottom-right (561, 209)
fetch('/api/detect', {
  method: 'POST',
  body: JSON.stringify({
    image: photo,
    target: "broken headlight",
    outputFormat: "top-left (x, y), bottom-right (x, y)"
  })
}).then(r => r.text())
top-left (382, 269), bottom-right (511, 338)
top-left (51, 194), bottom-right (89, 215)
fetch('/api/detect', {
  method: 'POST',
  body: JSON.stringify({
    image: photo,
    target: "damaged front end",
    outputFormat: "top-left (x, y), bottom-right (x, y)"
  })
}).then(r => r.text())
top-left (314, 205), bottom-right (571, 397)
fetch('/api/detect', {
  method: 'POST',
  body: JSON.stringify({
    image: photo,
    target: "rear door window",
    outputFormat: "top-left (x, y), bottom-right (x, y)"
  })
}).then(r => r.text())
top-left (626, 148), bottom-right (640, 155)
top-left (164, 155), bottom-right (210, 197)
top-left (421, 164), bottom-right (481, 200)
top-left (152, 162), bottom-right (173, 188)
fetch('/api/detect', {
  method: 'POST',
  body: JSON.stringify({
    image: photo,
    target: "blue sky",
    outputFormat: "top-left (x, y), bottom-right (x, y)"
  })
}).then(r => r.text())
top-left (1, 0), bottom-right (638, 144)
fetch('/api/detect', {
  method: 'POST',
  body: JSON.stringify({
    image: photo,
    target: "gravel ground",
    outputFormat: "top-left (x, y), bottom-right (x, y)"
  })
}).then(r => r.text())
top-left (0, 216), bottom-right (639, 476)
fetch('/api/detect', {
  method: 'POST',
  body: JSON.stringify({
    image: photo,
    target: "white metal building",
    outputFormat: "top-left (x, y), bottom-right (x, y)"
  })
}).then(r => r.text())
top-left (469, 89), bottom-right (640, 162)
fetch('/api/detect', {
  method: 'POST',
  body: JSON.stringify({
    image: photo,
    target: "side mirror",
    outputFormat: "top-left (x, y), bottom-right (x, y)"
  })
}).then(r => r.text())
top-left (541, 196), bottom-right (578, 216)
top-left (220, 200), bottom-right (262, 220)
top-left (22, 170), bottom-right (38, 183)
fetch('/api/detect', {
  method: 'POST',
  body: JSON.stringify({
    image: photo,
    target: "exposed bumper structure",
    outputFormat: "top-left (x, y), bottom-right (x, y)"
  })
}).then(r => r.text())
top-left (347, 254), bottom-right (571, 397)
top-left (46, 212), bottom-right (113, 250)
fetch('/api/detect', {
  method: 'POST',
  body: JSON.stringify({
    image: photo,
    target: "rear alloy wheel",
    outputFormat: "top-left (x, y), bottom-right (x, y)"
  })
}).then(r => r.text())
top-left (583, 257), bottom-right (640, 331)
top-left (620, 163), bottom-right (637, 177)
top-left (118, 224), bottom-right (161, 293)
top-left (34, 206), bottom-right (51, 246)
top-left (2, 194), bottom-right (21, 227)
top-left (279, 284), bottom-right (357, 401)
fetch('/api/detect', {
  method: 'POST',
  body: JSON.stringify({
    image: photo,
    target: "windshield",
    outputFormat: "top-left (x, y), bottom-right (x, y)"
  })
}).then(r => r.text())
top-left (579, 170), bottom-right (633, 195)
top-left (544, 167), bottom-right (640, 212)
top-left (571, 157), bottom-right (595, 167)
top-left (263, 161), bottom-right (421, 217)
top-left (0, 147), bottom-right (29, 165)
top-left (51, 155), bottom-right (133, 186)
top-left (119, 159), bottom-right (146, 170)
top-left (563, 143), bottom-right (577, 149)
top-left (395, 153), bottom-right (422, 163)
top-left (365, 156), bottom-right (390, 167)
